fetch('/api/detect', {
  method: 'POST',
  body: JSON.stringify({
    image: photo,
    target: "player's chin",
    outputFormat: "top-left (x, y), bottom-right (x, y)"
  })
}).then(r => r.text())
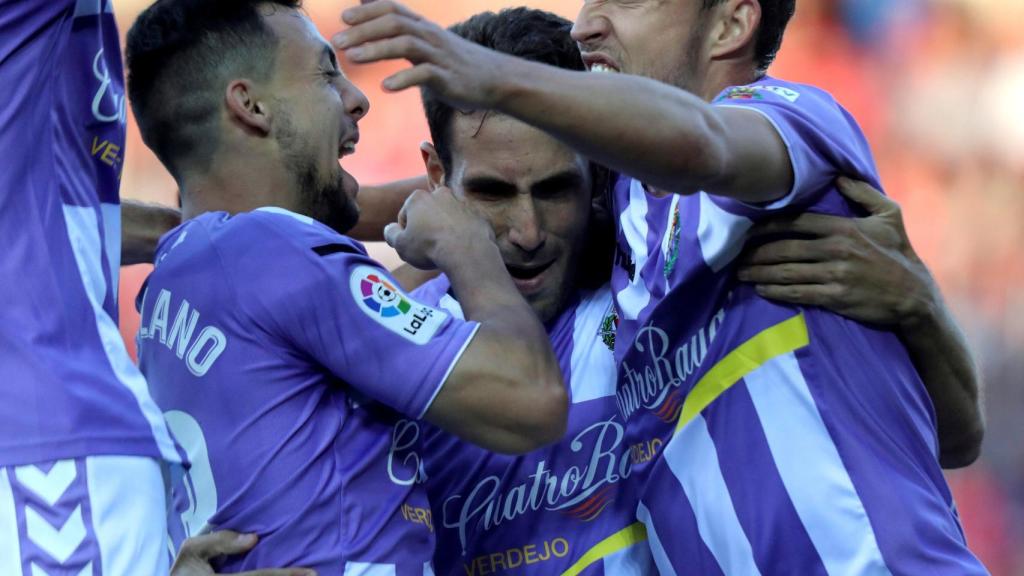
top-left (339, 165), bottom-right (360, 201)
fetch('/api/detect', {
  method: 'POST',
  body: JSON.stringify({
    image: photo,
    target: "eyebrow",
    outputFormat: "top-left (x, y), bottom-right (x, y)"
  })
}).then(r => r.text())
top-left (461, 175), bottom-right (518, 195)
top-left (461, 169), bottom-right (585, 195)
top-left (530, 170), bottom-right (585, 195)
top-left (321, 43), bottom-right (340, 70)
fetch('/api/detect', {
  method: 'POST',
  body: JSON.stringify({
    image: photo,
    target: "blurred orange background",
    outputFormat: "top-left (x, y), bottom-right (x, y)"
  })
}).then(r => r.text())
top-left (113, 1), bottom-right (1024, 572)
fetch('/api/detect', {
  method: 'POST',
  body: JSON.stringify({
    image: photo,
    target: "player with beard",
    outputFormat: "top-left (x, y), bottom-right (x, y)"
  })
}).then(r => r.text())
top-left (338, 1), bottom-right (985, 574)
top-left (393, 10), bottom-right (653, 575)
top-left (126, 1), bottom-right (567, 573)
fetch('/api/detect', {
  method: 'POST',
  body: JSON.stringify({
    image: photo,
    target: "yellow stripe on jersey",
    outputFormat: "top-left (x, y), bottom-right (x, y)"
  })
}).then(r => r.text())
top-left (559, 522), bottom-right (649, 576)
top-left (676, 314), bottom-right (810, 433)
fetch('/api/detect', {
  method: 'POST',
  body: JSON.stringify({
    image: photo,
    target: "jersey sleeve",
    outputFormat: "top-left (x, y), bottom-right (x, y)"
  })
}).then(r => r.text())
top-left (241, 216), bottom-right (479, 418)
top-left (711, 81), bottom-right (882, 215)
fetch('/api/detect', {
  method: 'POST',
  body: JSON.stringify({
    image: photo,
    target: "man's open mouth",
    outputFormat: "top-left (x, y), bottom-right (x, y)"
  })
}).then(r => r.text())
top-left (506, 260), bottom-right (555, 282)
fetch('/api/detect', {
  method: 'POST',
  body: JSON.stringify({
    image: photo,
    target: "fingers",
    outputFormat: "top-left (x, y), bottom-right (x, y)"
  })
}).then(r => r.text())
top-left (738, 262), bottom-right (838, 286)
top-left (753, 283), bottom-right (845, 309)
top-left (746, 212), bottom-right (852, 239)
top-left (383, 222), bottom-right (403, 249)
top-left (836, 176), bottom-right (896, 215)
top-left (383, 63), bottom-right (441, 92)
top-left (347, 36), bottom-right (436, 66)
top-left (178, 531), bottom-right (258, 562)
top-left (341, 0), bottom-right (419, 26)
top-left (334, 12), bottom-right (422, 52)
top-left (740, 238), bottom-right (837, 265)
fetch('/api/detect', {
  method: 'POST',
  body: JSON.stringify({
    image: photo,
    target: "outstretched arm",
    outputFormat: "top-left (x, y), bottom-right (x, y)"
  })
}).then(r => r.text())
top-left (737, 179), bottom-right (984, 468)
top-left (121, 199), bottom-right (181, 265)
top-left (334, 1), bottom-right (792, 203)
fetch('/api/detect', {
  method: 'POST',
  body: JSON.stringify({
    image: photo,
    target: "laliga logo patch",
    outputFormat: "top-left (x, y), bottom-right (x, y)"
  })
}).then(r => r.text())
top-left (360, 273), bottom-right (411, 317)
top-left (350, 265), bottom-right (447, 344)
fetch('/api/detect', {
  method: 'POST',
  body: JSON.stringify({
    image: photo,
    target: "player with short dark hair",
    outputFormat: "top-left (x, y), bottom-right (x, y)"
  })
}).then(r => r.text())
top-left (126, 0), bottom-right (566, 572)
top-left (338, 1), bottom-right (986, 573)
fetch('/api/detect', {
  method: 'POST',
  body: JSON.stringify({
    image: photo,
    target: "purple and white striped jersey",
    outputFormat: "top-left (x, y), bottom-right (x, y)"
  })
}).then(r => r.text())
top-left (406, 276), bottom-right (653, 576)
top-left (610, 77), bottom-right (987, 574)
top-left (0, 0), bottom-right (179, 467)
top-left (137, 208), bottom-right (479, 574)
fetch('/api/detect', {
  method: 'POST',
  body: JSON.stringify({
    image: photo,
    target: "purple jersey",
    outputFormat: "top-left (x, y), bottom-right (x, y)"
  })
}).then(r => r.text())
top-left (610, 78), bottom-right (987, 574)
top-left (0, 0), bottom-right (178, 466)
top-left (137, 208), bottom-right (479, 574)
top-left (405, 277), bottom-right (652, 576)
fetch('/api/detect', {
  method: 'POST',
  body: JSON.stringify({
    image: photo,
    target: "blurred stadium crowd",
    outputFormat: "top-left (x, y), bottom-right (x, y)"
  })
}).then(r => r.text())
top-left (113, 0), bottom-right (1024, 572)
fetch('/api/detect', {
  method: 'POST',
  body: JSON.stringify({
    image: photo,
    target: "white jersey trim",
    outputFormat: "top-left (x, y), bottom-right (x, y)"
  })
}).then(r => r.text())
top-left (62, 204), bottom-right (181, 463)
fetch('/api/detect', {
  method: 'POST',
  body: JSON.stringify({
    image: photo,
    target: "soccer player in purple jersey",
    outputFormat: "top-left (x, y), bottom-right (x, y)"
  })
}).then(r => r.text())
top-left (397, 11), bottom-right (652, 575)
top-left (338, 1), bottom-right (986, 574)
top-left (0, 1), bottom-right (182, 574)
top-left (125, 0), bottom-right (566, 573)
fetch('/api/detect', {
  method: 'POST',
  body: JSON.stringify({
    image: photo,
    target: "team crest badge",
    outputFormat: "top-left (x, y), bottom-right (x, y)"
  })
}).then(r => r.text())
top-left (599, 309), bottom-right (619, 352)
top-left (350, 265), bottom-right (447, 344)
top-left (717, 86), bottom-right (763, 102)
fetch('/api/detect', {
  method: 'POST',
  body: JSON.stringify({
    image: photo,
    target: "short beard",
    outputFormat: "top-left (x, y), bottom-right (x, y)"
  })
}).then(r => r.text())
top-left (275, 106), bottom-right (359, 234)
top-left (667, 8), bottom-right (713, 94)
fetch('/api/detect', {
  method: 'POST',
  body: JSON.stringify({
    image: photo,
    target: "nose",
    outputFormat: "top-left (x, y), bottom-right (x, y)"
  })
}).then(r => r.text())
top-left (339, 78), bottom-right (370, 122)
top-left (571, 3), bottom-right (610, 47)
top-left (506, 196), bottom-right (546, 255)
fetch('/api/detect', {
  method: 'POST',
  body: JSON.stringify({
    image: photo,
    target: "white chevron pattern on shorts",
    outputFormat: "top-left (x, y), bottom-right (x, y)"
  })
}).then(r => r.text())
top-left (25, 505), bottom-right (86, 564)
top-left (15, 462), bottom-right (77, 507)
top-left (30, 561), bottom-right (92, 576)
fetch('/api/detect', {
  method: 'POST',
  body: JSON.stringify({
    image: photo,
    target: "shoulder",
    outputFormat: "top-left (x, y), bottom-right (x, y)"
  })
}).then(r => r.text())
top-left (714, 77), bottom-right (861, 136)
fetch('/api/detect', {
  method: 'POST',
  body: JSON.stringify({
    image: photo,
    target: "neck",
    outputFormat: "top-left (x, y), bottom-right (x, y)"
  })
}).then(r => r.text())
top-left (179, 153), bottom-right (299, 221)
top-left (698, 60), bottom-right (763, 102)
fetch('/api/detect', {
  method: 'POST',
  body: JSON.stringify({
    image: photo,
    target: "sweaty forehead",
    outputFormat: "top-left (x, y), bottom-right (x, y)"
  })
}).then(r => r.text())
top-left (450, 114), bottom-right (586, 183)
top-left (262, 6), bottom-right (330, 68)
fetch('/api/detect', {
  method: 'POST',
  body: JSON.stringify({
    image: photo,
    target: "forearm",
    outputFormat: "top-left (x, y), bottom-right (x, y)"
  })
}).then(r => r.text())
top-left (348, 176), bottom-right (425, 241)
top-left (121, 199), bottom-right (181, 265)
top-left (494, 61), bottom-right (727, 194)
top-left (899, 288), bottom-right (984, 468)
top-left (435, 243), bottom-right (566, 452)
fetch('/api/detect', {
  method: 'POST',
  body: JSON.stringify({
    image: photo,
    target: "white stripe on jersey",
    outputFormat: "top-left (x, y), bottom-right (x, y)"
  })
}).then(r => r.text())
top-left (663, 416), bottom-right (762, 575)
top-left (569, 287), bottom-right (617, 404)
top-left (343, 562), bottom-right (397, 575)
top-left (616, 180), bottom-right (652, 320)
top-left (636, 502), bottom-right (676, 576)
top-left (85, 457), bottom-right (168, 576)
top-left (696, 193), bottom-right (752, 273)
top-left (0, 469), bottom-right (24, 575)
top-left (745, 353), bottom-right (892, 575)
top-left (62, 205), bottom-right (181, 463)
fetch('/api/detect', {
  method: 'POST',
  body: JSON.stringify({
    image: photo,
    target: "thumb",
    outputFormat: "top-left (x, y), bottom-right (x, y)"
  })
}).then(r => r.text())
top-left (383, 222), bottom-right (403, 249)
top-left (836, 177), bottom-right (895, 215)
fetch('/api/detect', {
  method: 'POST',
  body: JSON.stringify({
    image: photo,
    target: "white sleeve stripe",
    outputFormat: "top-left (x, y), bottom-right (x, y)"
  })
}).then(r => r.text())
top-left (416, 322), bottom-right (481, 419)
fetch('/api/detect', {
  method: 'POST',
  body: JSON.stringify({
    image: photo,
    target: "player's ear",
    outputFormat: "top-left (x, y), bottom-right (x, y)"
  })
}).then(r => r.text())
top-left (708, 0), bottom-right (760, 62)
top-left (225, 79), bottom-right (272, 136)
top-left (420, 141), bottom-right (446, 191)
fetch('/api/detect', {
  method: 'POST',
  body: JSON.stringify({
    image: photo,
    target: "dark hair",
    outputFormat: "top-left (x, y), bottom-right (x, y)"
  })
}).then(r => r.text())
top-left (703, 0), bottom-right (795, 72)
top-left (126, 0), bottom-right (301, 179)
top-left (421, 8), bottom-right (585, 177)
